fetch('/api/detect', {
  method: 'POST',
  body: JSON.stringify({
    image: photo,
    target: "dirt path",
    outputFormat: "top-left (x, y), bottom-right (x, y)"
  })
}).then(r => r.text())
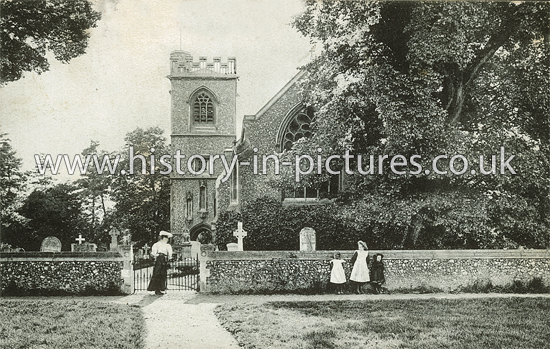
top-left (115, 291), bottom-right (240, 349)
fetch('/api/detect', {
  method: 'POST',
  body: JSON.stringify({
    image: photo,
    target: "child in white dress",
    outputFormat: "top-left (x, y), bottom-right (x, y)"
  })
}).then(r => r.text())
top-left (350, 240), bottom-right (369, 294)
top-left (330, 252), bottom-right (346, 294)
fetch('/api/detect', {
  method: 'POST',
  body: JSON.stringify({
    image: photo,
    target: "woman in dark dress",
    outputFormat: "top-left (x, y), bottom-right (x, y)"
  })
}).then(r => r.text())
top-left (147, 231), bottom-right (173, 295)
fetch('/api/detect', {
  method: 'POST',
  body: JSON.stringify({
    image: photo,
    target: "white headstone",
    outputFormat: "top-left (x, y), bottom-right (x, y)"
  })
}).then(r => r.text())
top-left (71, 242), bottom-right (97, 252)
top-left (41, 236), bottom-right (62, 252)
top-left (299, 227), bottom-right (316, 251)
top-left (233, 221), bottom-right (247, 251)
top-left (226, 242), bottom-right (239, 251)
top-left (75, 234), bottom-right (85, 244)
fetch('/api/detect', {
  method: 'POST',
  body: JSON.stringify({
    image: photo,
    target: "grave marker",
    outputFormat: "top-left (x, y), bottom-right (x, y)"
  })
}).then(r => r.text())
top-left (226, 242), bottom-right (239, 251)
top-left (75, 234), bottom-right (85, 244)
top-left (233, 221), bottom-right (247, 251)
top-left (299, 227), bottom-right (316, 251)
top-left (143, 243), bottom-right (150, 256)
top-left (40, 236), bottom-right (62, 252)
top-left (109, 228), bottom-right (121, 251)
top-left (71, 242), bottom-right (97, 252)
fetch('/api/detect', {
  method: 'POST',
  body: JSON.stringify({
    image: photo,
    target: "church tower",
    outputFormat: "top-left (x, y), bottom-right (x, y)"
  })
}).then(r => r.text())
top-left (168, 51), bottom-right (237, 247)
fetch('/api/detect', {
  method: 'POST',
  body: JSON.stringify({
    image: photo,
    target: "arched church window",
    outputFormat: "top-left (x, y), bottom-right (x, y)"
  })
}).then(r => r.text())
top-left (280, 106), bottom-right (340, 202)
top-left (282, 107), bottom-right (314, 151)
top-left (193, 92), bottom-right (215, 124)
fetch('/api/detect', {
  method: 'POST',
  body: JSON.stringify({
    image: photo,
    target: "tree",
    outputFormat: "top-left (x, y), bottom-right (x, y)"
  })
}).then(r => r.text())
top-left (74, 141), bottom-right (115, 246)
top-left (287, 1), bottom-right (550, 248)
top-left (14, 182), bottom-right (85, 251)
top-left (1, 0), bottom-right (101, 84)
top-left (110, 127), bottom-right (171, 246)
top-left (0, 133), bottom-right (28, 248)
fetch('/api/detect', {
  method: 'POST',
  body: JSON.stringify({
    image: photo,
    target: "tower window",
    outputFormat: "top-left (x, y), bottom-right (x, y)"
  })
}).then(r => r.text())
top-left (193, 92), bottom-right (215, 124)
top-left (199, 180), bottom-right (207, 211)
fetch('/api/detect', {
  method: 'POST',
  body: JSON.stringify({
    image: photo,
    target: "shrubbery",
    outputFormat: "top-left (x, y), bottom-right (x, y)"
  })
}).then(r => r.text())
top-left (216, 193), bottom-right (550, 251)
top-left (216, 197), bottom-right (364, 251)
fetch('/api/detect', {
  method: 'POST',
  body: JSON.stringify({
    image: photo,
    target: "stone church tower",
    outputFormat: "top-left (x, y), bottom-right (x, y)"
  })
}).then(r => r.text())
top-left (168, 51), bottom-right (237, 246)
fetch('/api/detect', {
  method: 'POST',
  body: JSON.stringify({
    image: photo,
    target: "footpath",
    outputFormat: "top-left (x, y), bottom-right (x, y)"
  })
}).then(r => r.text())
top-left (114, 291), bottom-right (550, 349)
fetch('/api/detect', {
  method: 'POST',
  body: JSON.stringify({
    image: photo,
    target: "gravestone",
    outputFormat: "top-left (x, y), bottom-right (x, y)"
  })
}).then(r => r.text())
top-left (233, 221), bottom-right (247, 251)
top-left (109, 228), bottom-right (121, 251)
top-left (226, 242), bottom-right (239, 251)
top-left (41, 236), bottom-right (62, 252)
top-left (299, 227), bottom-right (316, 251)
top-left (142, 243), bottom-right (151, 256)
top-left (71, 242), bottom-right (97, 252)
top-left (121, 234), bottom-right (131, 246)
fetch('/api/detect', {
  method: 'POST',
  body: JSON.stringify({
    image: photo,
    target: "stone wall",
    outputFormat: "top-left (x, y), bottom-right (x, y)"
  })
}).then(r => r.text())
top-left (200, 249), bottom-right (550, 294)
top-left (0, 252), bottom-right (130, 296)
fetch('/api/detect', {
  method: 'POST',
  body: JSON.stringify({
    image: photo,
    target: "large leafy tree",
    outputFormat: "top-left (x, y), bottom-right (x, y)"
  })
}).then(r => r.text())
top-left (285, 1), bottom-right (550, 248)
top-left (111, 127), bottom-right (171, 246)
top-left (1, 0), bottom-right (101, 84)
top-left (74, 141), bottom-right (115, 246)
top-left (14, 182), bottom-right (85, 251)
top-left (0, 133), bottom-right (28, 249)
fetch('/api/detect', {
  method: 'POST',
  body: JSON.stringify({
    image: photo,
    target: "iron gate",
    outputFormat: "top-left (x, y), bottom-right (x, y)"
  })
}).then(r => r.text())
top-left (133, 256), bottom-right (200, 291)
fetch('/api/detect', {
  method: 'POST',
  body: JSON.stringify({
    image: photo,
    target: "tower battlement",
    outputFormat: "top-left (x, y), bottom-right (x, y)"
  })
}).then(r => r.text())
top-left (170, 51), bottom-right (237, 76)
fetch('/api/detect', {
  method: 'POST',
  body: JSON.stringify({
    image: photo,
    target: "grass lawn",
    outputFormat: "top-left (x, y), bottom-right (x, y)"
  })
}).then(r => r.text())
top-left (0, 299), bottom-right (144, 349)
top-left (216, 298), bottom-right (550, 349)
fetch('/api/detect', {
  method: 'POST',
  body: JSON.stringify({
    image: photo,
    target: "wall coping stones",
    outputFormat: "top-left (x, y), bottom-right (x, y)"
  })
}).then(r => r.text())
top-left (204, 249), bottom-right (550, 261)
top-left (0, 251), bottom-right (124, 262)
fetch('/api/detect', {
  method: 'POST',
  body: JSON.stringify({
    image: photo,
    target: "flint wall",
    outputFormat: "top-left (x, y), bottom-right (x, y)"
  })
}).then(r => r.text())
top-left (0, 249), bottom-right (133, 296)
top-left (199, 249), bottom-right (550, 294)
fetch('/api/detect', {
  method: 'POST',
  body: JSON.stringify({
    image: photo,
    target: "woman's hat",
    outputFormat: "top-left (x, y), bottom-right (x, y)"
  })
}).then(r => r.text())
top-left (159, 231), bottom-right (173, 238)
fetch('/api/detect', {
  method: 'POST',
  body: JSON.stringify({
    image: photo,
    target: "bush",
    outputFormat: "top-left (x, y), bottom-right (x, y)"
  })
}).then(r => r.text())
top-left (215, 197), bottom-right (366, 250)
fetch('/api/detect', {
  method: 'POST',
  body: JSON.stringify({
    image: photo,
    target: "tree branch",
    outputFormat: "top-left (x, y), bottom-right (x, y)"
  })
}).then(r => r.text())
top-left (449, 8), bottom-right (522, 125)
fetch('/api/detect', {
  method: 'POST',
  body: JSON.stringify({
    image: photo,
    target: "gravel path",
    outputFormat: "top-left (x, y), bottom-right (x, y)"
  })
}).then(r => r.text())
top-left (116, 291), bottom-right (240, 349)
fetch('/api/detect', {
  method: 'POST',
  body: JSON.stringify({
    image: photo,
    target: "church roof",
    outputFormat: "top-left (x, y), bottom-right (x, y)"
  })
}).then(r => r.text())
top-left (244, 70), bottom-right (306, 123)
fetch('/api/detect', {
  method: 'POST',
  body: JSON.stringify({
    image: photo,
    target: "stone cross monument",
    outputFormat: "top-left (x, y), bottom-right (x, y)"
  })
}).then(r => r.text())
top-left (109, 228), bottom-right (121, 251)
top-left (233, 221), bottom-right (247, 251)
top-left (75, 234), bottom-right (85, 244)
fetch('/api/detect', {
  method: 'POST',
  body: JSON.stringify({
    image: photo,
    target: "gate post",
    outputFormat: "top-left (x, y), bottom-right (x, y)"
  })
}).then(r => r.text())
top-left (119, 244), bottom-right (134, 294)
top-left (198, 244), bottom-right (215, 292)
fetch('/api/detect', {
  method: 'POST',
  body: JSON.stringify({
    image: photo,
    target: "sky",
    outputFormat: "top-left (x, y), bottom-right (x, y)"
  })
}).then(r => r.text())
top-left (0, 0), bottom-right (312, 177)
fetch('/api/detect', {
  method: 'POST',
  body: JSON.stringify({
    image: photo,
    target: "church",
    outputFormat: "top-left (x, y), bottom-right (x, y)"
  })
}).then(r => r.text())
top-left (167, 50), bottom-right (342, 246)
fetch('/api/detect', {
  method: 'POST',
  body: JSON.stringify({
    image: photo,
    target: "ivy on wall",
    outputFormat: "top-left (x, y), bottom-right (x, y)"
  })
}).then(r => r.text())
top-left (216, 197), bottom-right (363, 251)
top-left (216, 192), bottom-right (550, 251)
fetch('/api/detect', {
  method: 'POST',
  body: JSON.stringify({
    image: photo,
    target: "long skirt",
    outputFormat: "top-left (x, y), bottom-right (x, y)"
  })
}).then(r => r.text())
top-left (350, 250), bottom-right (370, 283)
top-left (147, 254), bottom-right (168, 292)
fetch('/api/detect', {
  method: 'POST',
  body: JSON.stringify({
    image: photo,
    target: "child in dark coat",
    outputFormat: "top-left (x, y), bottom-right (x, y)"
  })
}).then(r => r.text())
top-left (370, 253), bottom-right (385, 294)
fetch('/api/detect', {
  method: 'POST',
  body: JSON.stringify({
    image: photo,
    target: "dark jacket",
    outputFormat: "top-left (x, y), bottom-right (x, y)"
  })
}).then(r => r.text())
top-left (370, 253), bottom-right (385, 284)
